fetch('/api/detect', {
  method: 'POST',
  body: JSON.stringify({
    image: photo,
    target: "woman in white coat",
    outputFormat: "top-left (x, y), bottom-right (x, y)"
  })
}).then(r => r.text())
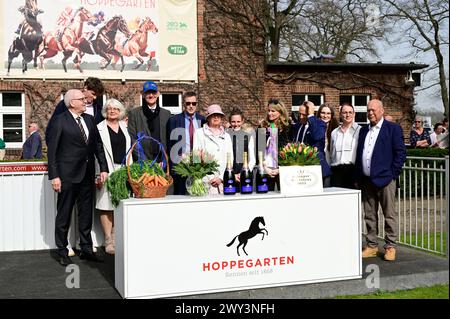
top-left (96, 98), bottom-right (131, 254)
top-left (193, 104), bottom-right (233, 194)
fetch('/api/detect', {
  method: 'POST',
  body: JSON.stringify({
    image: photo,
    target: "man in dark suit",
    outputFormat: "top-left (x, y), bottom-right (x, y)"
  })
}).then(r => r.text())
top-left (45, 77), bottom-right (105, 145)
top-left (166, 91), bottom-right (205, 194)
top-left (47, 89), bottom-right (109, 266)
top-left (128, 81), bottom-right (171, 161)
top-left (22, 122), bottom-right (42, 159)
top-left (355, 99), bottom-right (406, 261)
top-left (290, 101), bottom-right (331, 182)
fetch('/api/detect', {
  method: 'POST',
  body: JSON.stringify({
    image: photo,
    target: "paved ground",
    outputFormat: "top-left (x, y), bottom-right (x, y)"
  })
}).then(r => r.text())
top-left (0, 243), bottom-right (448, 299)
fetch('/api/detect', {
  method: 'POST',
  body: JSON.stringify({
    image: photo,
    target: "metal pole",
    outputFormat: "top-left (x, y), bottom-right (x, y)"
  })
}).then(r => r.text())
top-left (445, 156), bottom-right (449, 259)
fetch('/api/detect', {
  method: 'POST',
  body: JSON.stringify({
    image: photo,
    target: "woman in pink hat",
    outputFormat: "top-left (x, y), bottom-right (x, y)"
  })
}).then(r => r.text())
top-left (193, 104), bottom-right (233, 194)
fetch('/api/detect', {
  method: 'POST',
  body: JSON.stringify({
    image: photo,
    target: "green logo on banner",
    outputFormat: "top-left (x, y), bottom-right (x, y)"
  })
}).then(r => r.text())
top-left (167, 21), bottom-right (188, 31)
top-left (168, 45), bottom-right (187, 55)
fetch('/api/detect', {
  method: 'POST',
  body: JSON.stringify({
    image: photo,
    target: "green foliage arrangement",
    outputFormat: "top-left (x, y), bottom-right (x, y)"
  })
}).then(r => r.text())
top-left (173, 150), bottom-right (219, 196)
top-left (172, 150), bottom-right (219, 179)
top-left (278, 142), bottom-right (320, 166)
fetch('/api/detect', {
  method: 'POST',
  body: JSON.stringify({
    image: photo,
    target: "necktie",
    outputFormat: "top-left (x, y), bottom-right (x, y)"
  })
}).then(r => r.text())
top-left (298, 125), bottom-right (306, 143)
top-left (76, 116), bottom-right (88, 144)
top-left (189, 117), bottom-right (194, 151)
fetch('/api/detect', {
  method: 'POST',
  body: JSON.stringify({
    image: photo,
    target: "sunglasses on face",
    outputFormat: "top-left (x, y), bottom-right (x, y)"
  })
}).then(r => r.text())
top-left (415, 121), bottom-right (422, 123)
top-left (185, 102), bottom-right (197, 106)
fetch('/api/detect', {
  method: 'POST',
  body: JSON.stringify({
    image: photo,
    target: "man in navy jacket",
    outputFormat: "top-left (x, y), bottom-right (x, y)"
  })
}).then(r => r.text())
top-left (355, 99), bottom-right (406, 261)
top-left (22, 122), bottom-right (42, 159)
top-left (166, 91), bottom-right (205, 194)
top-left (290, 101), bottom-right (331, 181)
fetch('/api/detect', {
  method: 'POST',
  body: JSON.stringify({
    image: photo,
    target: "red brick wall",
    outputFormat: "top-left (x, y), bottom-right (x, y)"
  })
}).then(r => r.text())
top-left (264, 67), bottom-right (416, 141)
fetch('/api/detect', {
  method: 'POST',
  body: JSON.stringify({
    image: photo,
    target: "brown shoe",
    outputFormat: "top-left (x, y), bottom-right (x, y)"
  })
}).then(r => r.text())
top-left (362, 246), bottom-right (379, 258)
top-left (384, 247), bottom-right (396, 261)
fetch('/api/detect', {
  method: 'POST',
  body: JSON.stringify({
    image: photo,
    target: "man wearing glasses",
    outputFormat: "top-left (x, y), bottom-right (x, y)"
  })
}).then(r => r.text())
top-left (47, 89), bottom-right (108, 266)
top-left (46, 77), bottom-right (105, 145)
top-left (166, 91), bottom-right (205, 194)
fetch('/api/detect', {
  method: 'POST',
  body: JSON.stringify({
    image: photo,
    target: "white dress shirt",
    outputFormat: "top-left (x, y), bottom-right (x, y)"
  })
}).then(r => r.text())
top-left (362, 118), bottom-right (384, 177)
top-left (69, 110), bottom-right (89, 140)
top-left (330, 122), bottom-right (361, 166)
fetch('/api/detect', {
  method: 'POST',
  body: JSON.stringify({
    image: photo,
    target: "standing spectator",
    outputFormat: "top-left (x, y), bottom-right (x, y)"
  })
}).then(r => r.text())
top-left (47, 89), bottom-right (109, 266)
top-left (46, 77), bottom-right (105, 144)
top-left (330, 103), bottom-right (361, 188)
top-left (226, 109), bottom-right (256, 189)
top-left (355, 99), bottom-right (406, 261)
top-left (410, 116), bottom-right (431, 148)
top-left (166, 91), bottom-right (205, 194)
top-left (429, 122), bottom-right (444, 146)
top-left (128, 81), bottom-right (171, 161)
top-left (21, 122), bottom-right (42, 159)
top-left (317, 103), bottom-right (339, 186)
top-left (95, 99), bottom-right (130, 255)
top-left (291, 101), bottom-right (330, 186)
top-left (193, 104), bottom-right (233, 194)
top-left (0, 137), bottom-right (5, 160)
top-left (258, 99), bottom-right (290, 191)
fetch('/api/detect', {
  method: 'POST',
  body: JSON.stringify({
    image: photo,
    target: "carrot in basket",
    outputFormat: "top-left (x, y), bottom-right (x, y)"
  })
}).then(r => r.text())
top-left (145, 175), bottom-right (155, 186)
top-left (137, 172), bottom-right (148, 183)
top-left (156, 175), bottom-right (168, 186)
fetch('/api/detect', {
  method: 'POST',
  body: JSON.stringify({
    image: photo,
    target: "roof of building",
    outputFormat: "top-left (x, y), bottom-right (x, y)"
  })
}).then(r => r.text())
top-left (266, 61), bottom-right (428, 71)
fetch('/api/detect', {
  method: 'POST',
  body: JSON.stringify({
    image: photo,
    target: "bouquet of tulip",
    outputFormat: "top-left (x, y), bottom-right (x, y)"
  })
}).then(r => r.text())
top-left (173, 150), bottom-right (220, 196)
top-left (278, 142), bottom-right (320, 166)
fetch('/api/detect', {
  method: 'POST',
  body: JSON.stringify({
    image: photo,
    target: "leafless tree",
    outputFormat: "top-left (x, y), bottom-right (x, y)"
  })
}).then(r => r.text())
top-left (282, 0), bottom-right (389, 62)
top-left (382, 0), bottom-right (449, 117)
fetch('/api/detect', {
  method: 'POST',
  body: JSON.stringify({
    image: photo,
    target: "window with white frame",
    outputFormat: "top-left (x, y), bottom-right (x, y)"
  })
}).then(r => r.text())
top-left (339, 94), bottom-right (370, 125)
top-left (292, 94), bottom-right (324, 111)
top-left (291, 94), bottom-right (324, 122)
top-left (139, 93), bottom-right (182, 114)
top-left (0, 92), bottom-right (25, 148)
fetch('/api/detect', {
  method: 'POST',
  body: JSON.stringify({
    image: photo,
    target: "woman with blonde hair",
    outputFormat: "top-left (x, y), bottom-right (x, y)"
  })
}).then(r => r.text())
top-left (258, 98), bottom-right (291, 191)
top-left (96, 98), bottom-right (131, 254)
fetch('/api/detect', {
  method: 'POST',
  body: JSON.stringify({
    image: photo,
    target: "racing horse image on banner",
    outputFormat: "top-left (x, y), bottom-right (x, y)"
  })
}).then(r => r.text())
top-left (111, 16), bottom-right (158, 70)
top-left (226, 216), bottom-right (268, 256)
top-left (38, 7), bottom-right (93, 72)
top-left (7, 2), bottom-right (44, 75)
top-left (76, 15), bottom-right (132, 72)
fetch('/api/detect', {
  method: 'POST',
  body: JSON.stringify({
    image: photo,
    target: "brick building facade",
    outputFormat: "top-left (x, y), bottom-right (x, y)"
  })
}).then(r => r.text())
top-left (0, 0), bottom-right (426, 159)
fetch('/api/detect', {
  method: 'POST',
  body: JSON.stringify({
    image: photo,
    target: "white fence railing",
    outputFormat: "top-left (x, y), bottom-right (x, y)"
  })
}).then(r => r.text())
top-left (366, 156), bottom-right (449, 256)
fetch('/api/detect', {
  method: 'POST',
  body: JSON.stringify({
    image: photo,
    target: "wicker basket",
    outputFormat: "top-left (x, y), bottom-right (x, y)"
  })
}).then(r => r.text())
top-left (126, 141), bottom-right (173, 198)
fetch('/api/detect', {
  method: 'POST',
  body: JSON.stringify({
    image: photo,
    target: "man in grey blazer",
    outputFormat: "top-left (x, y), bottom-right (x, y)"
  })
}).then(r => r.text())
top-left (128, 81), bottom-right (171, 161)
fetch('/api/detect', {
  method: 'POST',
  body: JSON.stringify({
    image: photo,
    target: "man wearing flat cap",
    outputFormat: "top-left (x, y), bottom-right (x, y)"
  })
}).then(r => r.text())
top-left (128, 81), bottom-right (171, 161)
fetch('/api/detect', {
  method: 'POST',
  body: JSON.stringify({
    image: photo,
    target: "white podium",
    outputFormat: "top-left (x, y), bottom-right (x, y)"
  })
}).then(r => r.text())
top-left (115, 188), bottom-right (362, 299)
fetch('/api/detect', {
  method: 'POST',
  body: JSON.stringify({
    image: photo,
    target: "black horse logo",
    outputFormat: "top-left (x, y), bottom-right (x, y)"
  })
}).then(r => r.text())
top-left (226, 216), bottom-right (268, 256)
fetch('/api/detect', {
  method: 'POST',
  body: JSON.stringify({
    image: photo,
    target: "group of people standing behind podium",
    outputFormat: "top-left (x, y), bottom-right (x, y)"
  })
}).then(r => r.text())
top-left (44, 75), bottom-right (408, 264)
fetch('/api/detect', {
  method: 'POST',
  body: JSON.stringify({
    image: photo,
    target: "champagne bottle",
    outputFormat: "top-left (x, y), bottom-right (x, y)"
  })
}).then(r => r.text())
top-left (256, 151), bottom-right (269, 193)
top-left (223, 152), bottom-right (236, 195)
top-left (240, 151), bottom-right (253, 194)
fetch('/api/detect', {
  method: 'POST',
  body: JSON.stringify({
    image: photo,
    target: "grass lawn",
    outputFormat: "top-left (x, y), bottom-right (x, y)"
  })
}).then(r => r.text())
top-left (336, 284), bottom-right (449, 299)
top-left (400, 232), bottom-right (447, 255)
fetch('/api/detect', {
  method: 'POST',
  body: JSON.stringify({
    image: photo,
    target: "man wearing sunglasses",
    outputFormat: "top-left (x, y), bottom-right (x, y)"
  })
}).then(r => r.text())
top-left (166, 91), bottom-right (205, 194)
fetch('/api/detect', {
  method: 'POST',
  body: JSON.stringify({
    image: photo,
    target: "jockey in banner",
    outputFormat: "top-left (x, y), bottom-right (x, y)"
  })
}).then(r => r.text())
top-left (55, 6), bottom-right (75, 45)
top-left (15, 0), bottom-right (44, 36)
top-left (85, 11), bottom-right (105, 41)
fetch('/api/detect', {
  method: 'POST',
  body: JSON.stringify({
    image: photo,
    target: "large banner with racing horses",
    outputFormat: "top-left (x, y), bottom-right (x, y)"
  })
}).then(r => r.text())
top-left (0, 0), bottom-right (197, 81)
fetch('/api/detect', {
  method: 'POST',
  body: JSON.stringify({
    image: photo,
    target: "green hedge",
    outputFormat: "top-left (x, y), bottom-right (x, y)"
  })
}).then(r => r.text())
top-left (407, 148), bottom-right (449, 158)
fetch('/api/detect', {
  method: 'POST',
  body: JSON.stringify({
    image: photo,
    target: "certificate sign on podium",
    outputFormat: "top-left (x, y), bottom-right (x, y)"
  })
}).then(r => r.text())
top-left (279, 165), bottom-right (323, 195)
